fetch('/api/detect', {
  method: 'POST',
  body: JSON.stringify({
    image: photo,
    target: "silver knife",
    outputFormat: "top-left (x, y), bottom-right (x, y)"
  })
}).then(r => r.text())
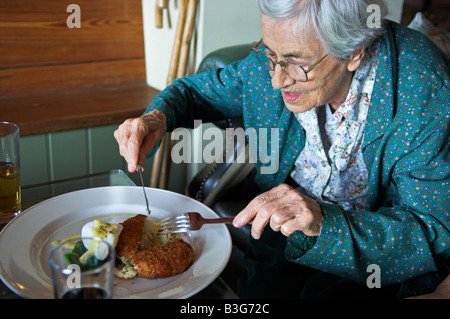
top-left (137, 163), bottom-right (151, 215)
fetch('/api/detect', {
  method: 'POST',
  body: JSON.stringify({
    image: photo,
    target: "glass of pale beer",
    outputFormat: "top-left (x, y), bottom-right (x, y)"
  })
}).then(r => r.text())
top-left (0, 122), bottom-right (21, 224)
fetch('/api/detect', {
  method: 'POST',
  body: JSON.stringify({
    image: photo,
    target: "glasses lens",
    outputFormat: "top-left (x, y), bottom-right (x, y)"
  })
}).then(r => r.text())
top-left (282, 63), bottom-right (307, 82)
top-left (252, 46), bottom-right (308, 82)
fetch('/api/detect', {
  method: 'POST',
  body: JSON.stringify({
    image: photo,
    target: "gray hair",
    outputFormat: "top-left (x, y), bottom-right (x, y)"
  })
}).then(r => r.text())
top-left (256, 0), bottom-right (388, 61)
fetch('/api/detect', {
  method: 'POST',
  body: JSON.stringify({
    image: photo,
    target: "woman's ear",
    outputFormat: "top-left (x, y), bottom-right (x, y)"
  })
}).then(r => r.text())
top-left (347, 49), bottom-right (365, 72)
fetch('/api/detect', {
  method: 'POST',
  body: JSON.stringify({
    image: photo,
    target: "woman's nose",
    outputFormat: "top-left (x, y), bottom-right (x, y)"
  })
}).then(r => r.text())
top-left (270, 64), bottom-right (294, 90)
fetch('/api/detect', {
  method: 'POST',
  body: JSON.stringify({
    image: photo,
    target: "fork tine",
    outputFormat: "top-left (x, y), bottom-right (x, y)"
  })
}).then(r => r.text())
top-left (160, 214), bottom-right (189, 223)
top-left (159, 213), bottom-right (191, 234)
top-left (159, 220), bottom-right (190, 230)
top-left (159, 227), bottom-right (190, 234)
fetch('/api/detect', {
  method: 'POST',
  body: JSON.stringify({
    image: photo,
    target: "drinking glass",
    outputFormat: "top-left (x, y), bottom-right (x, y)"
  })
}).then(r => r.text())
top-left (0, 122), bottom-right (21, 224)
top-left (49, 236), bottom-right (115, 299)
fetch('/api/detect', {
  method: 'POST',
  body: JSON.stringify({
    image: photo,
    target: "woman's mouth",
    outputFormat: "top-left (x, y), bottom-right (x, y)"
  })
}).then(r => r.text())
top-left (282, 90), bottom-right (305, 103)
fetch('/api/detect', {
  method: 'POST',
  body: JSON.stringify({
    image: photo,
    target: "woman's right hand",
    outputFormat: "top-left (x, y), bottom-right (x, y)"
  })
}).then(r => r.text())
top-left (114, 110), bottom-right (167, 173)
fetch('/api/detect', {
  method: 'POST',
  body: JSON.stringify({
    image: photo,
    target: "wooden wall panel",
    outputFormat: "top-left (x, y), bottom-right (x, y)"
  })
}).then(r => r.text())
top-left (1, 2), bottom-right (181, 191)
top-left (0, 0), bottom-right (146, 98)
top-left (1, 85), bottom-right (157, 136)
top-left (0, 59), bottom-right (147, 99)
top-left (0, 0), bottom-right (145, 68)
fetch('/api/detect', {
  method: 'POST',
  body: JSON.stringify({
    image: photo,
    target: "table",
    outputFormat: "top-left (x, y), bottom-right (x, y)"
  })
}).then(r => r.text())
top-left (0, 169), bottom-right (238, 299)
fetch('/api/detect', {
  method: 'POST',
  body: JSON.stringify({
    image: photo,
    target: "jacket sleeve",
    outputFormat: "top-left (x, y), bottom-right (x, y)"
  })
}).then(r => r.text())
top-left (144, 59), bottom-right (247, 131)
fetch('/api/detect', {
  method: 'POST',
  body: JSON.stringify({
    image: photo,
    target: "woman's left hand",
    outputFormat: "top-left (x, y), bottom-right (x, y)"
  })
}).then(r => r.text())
top-left (233, 184), bottom-right (324, 239)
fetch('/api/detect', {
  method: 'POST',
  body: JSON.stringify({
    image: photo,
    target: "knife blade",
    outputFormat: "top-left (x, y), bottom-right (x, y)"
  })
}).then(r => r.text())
top-left (137, 163), bottom-right (151, 215)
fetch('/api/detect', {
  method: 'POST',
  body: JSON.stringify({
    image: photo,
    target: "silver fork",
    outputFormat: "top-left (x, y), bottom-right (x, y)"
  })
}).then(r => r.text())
top-left (159, 212), bottom-right (234, 234)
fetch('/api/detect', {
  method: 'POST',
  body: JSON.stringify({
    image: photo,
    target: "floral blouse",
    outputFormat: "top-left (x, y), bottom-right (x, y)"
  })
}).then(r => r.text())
top-left (290, 41), bottom-right (381, 210)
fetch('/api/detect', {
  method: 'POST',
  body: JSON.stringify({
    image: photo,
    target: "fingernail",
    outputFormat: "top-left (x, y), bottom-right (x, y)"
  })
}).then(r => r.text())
top-left (251, 231), bottom-right (260, 240)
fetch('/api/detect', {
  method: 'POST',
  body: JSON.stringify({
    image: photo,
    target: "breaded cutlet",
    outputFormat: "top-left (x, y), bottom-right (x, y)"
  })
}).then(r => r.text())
top-left (131, 238), bottom-right (194, 279)
top-left (115, 214), bottom-right (194, 280)
top-left (115, 214), bottom-right (147, 259)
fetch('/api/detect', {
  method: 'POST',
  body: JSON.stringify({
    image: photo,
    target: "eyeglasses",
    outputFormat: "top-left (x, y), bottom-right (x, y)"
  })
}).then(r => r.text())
top-left (251, 39), bottom-right (328, 82)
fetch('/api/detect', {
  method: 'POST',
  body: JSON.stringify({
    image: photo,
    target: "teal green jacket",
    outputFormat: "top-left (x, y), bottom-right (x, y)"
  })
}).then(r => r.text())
top-left (146, 22), bottom-right (450, 288)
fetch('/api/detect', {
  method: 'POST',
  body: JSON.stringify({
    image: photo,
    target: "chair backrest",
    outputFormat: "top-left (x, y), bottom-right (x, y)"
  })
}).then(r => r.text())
top-left (196, 43), bottom-right (255, 74)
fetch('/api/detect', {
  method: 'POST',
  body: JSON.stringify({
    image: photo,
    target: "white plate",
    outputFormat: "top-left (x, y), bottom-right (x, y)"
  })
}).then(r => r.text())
top-left (0, 186), bottom-right (231, 299)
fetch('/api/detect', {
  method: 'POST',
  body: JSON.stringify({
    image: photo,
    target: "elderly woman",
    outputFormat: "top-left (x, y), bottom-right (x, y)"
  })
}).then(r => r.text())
top-left (115, 0), bottom-right (449, 298)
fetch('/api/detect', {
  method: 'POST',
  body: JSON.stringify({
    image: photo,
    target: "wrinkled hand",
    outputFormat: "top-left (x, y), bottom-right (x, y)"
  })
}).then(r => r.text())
top-left (233, 184), bottom-right (323, 239)
top-left (114, 110), bottom-right (167, 173)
